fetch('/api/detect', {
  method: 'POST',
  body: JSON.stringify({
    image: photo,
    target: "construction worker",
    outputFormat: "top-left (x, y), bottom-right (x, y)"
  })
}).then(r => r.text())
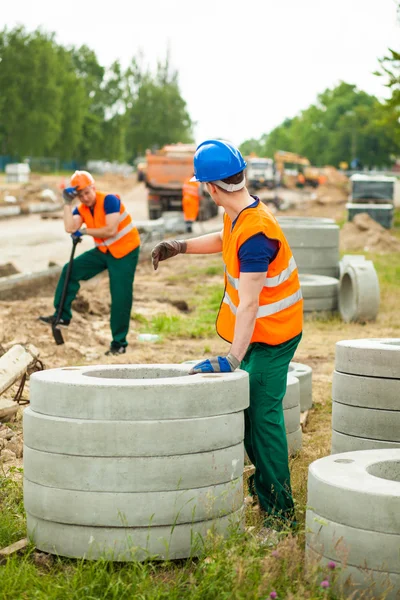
top-left (296, 171), bottom-right (305, 188)
top-left (182, 177), bottom-right (200, 233)
top-left (39, 171), bottom-right (140, 355)
top-left (152, 140), bottom-right (303, 536)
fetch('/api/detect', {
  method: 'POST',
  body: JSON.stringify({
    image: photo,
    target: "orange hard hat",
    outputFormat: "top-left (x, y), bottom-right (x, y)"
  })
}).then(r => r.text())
top-left (70, 170), bottom-right (95, 191)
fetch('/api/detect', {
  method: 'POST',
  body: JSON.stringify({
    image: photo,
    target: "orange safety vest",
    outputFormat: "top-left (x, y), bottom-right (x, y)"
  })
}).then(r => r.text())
top-left (182, 179), bottom-right (200, 221)
top-left (77, 191), bottom-right (140, 259)
top-left (216, 202), bottom-right (303, 346)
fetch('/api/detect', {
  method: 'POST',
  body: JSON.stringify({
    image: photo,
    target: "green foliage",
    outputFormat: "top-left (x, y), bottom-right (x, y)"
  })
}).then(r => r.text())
top-left (240, 82), bottom-right (399, 167)
top-left (0, 27), bottom-right (193, 163)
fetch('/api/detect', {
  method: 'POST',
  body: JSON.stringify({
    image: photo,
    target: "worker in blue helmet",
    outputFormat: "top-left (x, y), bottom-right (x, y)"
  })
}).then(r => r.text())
top-left (151, 140), bottom-right (303, 541)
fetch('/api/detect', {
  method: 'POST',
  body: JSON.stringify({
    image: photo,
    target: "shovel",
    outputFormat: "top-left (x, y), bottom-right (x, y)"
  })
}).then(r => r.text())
top-left (52, 236), bottom-right (81, 345)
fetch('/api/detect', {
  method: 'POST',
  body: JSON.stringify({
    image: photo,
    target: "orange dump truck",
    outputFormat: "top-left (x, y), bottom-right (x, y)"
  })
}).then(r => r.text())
top-left (145, 144), bottom-right (218, 220)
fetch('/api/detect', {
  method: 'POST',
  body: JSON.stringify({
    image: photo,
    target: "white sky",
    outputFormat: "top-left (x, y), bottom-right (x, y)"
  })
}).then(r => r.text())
top-left (2, 0), bottom-right (399, 146)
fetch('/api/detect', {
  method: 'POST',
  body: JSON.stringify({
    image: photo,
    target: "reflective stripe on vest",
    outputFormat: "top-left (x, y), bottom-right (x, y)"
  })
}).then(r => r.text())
top-left (95, 221), bottom-right (135, 248)
top-left (216, 200), bottom-right (303, 345)
top-left (222, 287), bottom-right (303, 319)
top-left (225, 255), bottom-right (298, 290)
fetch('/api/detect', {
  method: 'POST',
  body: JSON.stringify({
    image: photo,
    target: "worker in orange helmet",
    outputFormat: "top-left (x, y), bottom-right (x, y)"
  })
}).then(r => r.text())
top-left (39, 170), bottom-right (141, 355)
top-left (182, 177), bottom-right (201, 233)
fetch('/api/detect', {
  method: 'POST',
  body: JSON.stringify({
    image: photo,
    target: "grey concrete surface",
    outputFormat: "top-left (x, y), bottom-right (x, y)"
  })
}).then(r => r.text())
top-left (307, 450), bottom-right (400, 533)
top-left (284, 404), bottom-right (301, 435)
top-left (332, 403), bottom-right (400, 442)
top-left (24, 408), bottom-right (244, 456)
top-left (339, 261), bottom-right (380, 323)
top-left (300, 275), bottom-right (339, 298)
top-left (331, 431), bottom-right (400, 453)
top-left (306, 509), bottom-right (400, 573)
top-left (287, 427), bottom-right (302, 455)
top-left (283, 374), bottom-right (300, 410)
top-left (291, 247), bottom-right (339, 270)
top-left (30, 365), bottom-right (249, 420)
top-left (302, 296), bottom-right (338, 312)
top-left (27, 508), bottom-right (244, 561)
top-left (24, 477), bottom-right (243, 527)
top-left (279, 223), bottom-right (339, 247)
top-left (332, 371), bottom-right (400, 410)
top-left (306, 545), bottom-right (399, 600)
top-left (24, 443), bottom-right (244, 492)
top-left (335, 339), bottom-right (400, 378)
top-left (288, 362), bottom-right (312, 411)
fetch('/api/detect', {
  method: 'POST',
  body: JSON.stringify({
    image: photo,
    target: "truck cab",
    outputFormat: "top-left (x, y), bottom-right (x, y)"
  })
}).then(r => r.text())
top-left (246, 157), bottom-right (275, 190)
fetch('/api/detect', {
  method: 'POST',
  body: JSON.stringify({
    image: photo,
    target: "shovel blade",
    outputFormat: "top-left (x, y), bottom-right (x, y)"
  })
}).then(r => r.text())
top-left (52, 326), bottom-right (64, 346)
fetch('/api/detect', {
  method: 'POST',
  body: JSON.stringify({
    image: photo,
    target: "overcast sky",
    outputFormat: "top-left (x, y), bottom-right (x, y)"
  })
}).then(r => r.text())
top-left (2, 0), bottom-right (399, 145)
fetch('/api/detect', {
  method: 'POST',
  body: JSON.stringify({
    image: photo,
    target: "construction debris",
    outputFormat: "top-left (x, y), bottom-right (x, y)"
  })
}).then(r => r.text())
top-left (0, 539), bottom-right (29, 564)
top-left (0, 344), bottom-right (40, 397)
top-left (340, 213), bottom-right (400, 253)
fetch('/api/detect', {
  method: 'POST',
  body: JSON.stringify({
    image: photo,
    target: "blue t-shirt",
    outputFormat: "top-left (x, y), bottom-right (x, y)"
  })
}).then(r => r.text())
top-left (232, 198), bottom-right (279, 273)
top-left (73, 194), bottom-right (121, 217)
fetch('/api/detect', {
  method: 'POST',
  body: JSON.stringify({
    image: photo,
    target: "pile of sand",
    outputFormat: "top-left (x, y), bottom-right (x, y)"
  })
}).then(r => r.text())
top-left (316, 184), bottom-right (348, 205)
top-left (340, 213), bottom-right (400, 253)
top-left (322, 166), bottom-right (349, 185)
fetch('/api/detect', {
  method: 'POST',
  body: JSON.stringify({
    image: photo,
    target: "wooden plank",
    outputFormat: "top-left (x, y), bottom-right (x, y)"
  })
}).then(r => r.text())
top-left (0, 538), bottom-right (28, 563)
top-left (0, 345), bottom-right (39, 397)
top-left (300, 410), bottom-right (309, 432)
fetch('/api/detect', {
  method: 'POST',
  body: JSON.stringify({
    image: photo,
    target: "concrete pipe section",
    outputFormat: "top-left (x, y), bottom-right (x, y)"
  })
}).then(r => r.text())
top-left (288, 362), bottom-right (312, 411)
top-left (24, 364), bottom-right (249, 561)
top-left (339, 260), bottom-right (380, 323)
top-left (306, 450), bottom-right (400, 599)
top-left (182, 362), bottom-right (302, 456)
top-left (278, 218), bottom-right (340, 278)
top-left (299, 274), bottom-right (339, 314)
top-left (332, 339), bottom-right (400, 454)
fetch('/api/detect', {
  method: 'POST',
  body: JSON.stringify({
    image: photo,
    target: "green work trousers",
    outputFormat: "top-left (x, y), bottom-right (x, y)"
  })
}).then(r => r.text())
top-left (241, 332), bottom-right (302, 526)
top-left (54, 247), bottom-right (140, 348)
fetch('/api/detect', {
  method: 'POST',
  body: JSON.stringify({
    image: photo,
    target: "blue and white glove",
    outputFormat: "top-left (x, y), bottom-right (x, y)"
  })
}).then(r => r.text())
top-left (189, 353), bottom-right (240, 374)
top-left (71, 230), bottom-right (84, 242)
top-left (63, 186), bottom-right (78, 204)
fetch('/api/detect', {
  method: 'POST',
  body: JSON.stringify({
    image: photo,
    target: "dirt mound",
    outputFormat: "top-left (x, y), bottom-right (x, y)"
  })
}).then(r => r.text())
top-left (321, 166), bottom-right (349, 185)
top-left (72, 290), bottom-right (109, 316)
top-left (316, 184), bottom-right (348, 205)
top-left (0, 263), bottom-right (20, 277)
top-left (340, 213), bottom-right (400, 253)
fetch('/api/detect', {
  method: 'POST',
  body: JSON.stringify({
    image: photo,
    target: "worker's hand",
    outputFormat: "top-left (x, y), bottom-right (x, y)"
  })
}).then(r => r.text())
top-left (71, 230), bottom-right (84, 242)
top-left (189, 353), bottom-right (240, 374)
top-left (151, 240), bottom-right (187, 270)
top-left (63, 186), bottom-right (78, 204)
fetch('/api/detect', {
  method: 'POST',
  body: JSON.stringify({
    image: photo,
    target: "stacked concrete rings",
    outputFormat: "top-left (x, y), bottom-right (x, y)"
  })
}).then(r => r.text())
top-left (181, 362), bottom-right (302, 455)
top-left (288, 362), bottom-right (312, 411)
top-left (284, 375), bottom-right (302, 455)
top-left (306, 450), bottom-right (400, 599)
top-left (339, 259), bottom-right (380, 323)
top-left (300, 274), bottom-right (339, 314)
top-left (277, 217), bottom-right (340, 278)
top-left (332, 339), bottom-right (400, 453)
top-left (23, 364), bottom-right (249, 561)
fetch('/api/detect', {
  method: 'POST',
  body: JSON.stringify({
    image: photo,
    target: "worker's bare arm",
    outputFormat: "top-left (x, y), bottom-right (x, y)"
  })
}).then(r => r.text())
top-left (229, 270), bottom-right (267, 362)
top-left (185, 231), bottom-right (223, 254)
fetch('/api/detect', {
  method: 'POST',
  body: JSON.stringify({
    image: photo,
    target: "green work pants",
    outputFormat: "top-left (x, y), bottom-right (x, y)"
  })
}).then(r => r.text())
top-left (54, 247), bottom-right (140, 347)
top-left (241, 332), bottom-right (302, 526)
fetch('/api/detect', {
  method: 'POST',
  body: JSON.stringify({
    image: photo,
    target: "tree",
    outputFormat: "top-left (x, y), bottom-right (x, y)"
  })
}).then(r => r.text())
top-left (242, 82), bottom-right (398, 168)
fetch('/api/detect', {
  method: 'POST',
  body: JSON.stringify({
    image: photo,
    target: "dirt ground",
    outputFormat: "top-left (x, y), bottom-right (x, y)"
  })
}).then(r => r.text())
top-left (1, 188), bottom-right (399, 483)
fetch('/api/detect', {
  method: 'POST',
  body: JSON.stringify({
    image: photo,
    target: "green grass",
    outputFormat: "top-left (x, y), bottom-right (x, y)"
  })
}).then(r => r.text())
top-left (134, 285), bottom-right (223, 340)
top-left (0, 468), bottom-right (343, 599)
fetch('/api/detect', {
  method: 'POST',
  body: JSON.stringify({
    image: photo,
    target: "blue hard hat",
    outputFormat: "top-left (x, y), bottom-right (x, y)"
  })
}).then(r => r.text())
top-left (190, 139), bottom-right (247, 182)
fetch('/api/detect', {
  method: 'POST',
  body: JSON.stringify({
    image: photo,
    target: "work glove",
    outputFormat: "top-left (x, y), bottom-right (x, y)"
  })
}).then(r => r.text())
top-left (151, 239), bottom-right (187, 271)
top-left (189, 353), bottom-right (240, 374)
top-left (71, 230), bottom-right (84, 242)
top-left (63, 186), bottom-right (78, 204)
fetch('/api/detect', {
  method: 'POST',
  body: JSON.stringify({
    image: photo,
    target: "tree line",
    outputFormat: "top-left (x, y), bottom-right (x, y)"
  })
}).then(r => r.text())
top-left (240, 79), bottom-right (399, 169)
top-left (0, 27), bottom-right (193, 163)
